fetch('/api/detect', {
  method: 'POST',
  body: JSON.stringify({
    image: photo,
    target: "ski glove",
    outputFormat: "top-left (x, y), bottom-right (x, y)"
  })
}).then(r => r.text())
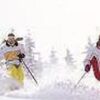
top-left (18, 53), bottom-right (25, 59)
top-left (85, 64), bottom-right (91, 72)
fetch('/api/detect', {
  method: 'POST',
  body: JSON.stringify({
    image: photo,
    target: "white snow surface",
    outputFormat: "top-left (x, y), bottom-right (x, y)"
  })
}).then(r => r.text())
top-left (0, 62), bottom-right (100, 100)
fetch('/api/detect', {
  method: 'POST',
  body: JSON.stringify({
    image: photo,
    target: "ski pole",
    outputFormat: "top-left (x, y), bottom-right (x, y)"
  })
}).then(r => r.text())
top-left (21, 59), bottom-right (38, 85)
top-left (73, 72), bottom-right (86, 89)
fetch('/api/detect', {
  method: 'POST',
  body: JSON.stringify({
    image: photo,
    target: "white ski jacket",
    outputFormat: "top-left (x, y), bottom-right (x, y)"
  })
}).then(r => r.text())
top-left (84, 47), bottom-right (100, 67)
top-left (0, 43), bottom-right (25, 65)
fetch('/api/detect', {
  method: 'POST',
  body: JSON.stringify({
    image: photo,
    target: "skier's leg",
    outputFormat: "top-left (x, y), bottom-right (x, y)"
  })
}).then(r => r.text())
top-left (7, 65), bottom-right (20, 90)
top-left (7, 64), bottom-right (24, 84)
top-left (7, 65), bottom-right (19, 80)
top-left (91, 57), bottom-right (100, 81)
top-left (17, 65), bottom-right (24, 85)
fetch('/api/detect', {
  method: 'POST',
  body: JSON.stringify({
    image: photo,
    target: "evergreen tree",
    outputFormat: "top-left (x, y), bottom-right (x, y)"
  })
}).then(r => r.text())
top-left (85, 37), bottom-right (94, 53)
top-left (49, 48), bottom-right (58, 64)
top-left (24, 33), bottom-right (35, 67)
top-left (24, 32), bottom-right (43, 77)
top-left (65, 49), bottom-right (75, 67)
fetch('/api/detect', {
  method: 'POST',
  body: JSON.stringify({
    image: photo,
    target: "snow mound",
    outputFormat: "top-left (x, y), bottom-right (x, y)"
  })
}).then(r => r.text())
top-left (0, 72), bottom-right (22, 95)
top-left (31, 81), bottom-right (100, 100)
top-left (4, 81), bottom-right (100, 100)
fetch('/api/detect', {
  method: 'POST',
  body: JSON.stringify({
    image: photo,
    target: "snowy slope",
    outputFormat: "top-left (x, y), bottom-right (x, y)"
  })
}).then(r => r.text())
top-left (0, 61), bottom-right (100, 100)
top-left (0, 62), bottom-right (99, 100)
top-left (3, 80), bottom-right (100, 100)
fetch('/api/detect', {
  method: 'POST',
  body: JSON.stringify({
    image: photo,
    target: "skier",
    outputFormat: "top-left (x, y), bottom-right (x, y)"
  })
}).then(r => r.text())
top-left (84, 36), bottom-right (100, 81)
top-left (0, 33), bottom-right (25, 88)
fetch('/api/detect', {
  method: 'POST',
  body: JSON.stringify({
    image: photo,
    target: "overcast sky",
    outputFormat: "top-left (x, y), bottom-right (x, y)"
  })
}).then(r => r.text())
top-left (0, 0), bottom-right (100, 61)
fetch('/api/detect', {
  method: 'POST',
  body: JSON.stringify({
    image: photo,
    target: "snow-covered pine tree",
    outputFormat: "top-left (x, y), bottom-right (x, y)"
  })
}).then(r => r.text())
top-left (24, 33), bottom-right (35, 66)
top-left (85, 37), bottom-right (94, 53)
top-left (49, 48), bottom-right (58, 64)
top-left (64, 49), bottom-right (75, 67)
top-left (24, 32), bottom-right (43, 78)
top-left (33, 53), bottom-right (43, 77)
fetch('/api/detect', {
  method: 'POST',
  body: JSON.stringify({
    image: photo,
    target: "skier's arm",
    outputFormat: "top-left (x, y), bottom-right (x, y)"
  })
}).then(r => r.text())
top-left (18, 44), bottom-right (25, 59)
top-left (84, 49), bottom-right (94, 72)
top-left (0, 45), bottom-right (5, 60)
top-left (84, 52), bottom-right (93, 66)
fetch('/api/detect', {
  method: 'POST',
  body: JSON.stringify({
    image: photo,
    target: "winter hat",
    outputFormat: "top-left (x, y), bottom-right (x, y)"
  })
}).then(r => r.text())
top-left (8, 33), bottom-right (15, 37)
top-left (7, 33), bottom-right (23, 41)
